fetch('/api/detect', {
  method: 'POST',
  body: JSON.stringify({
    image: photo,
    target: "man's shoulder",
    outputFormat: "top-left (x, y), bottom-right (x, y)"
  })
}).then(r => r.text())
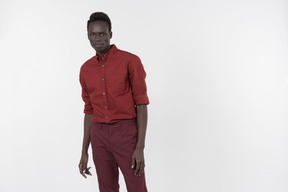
top-left (80, 55), bottom-right (97, 70)
top-left (116, 48), bottom-right (141, 61)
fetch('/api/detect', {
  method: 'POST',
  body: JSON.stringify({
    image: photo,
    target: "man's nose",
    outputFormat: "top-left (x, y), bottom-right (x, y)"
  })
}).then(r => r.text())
top-left (94, 36), bottom-right (100, 41)
top-left (94, 35), bottom-right (102, 41)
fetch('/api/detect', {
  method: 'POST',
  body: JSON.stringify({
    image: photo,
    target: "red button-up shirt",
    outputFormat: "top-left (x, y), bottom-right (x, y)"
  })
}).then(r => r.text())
top-left (79, 45), bottom-right (150, 123)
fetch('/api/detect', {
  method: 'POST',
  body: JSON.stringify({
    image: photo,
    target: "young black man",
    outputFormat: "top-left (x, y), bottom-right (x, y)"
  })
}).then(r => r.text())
top-left (78, 12), bottom-right (149, 192)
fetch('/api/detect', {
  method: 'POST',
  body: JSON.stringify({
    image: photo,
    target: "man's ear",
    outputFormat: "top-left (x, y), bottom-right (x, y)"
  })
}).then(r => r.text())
top-left (110, 31), bottom-right (113, 39)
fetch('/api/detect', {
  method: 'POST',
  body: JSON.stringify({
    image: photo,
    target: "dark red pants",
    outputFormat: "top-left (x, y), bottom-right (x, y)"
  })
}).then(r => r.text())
top-left (90, 118), bottom-right (148, 192)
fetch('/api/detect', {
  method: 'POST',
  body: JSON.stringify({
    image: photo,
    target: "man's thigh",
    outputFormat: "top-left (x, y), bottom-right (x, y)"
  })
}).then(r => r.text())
top-left (111, 118), bottom-right (148, 192)
top-left (90, 123), bottom-right (120, 192)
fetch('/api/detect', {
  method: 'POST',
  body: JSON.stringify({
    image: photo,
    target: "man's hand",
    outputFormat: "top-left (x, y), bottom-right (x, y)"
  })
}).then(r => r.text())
top-left (131, 147), bottom-right (145, 177)
top-left (79, 153), bottom-right (92, 178)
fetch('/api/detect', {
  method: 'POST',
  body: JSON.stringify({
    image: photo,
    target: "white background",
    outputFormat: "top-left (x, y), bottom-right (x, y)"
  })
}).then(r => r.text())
top-left (0, 0), bottom-right (288, 191)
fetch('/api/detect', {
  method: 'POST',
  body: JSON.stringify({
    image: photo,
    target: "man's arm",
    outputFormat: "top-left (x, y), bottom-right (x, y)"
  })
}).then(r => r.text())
top-left (78, 113), bottom-right (94, 178)
top-left (132, 104), bottom-right (148, 177)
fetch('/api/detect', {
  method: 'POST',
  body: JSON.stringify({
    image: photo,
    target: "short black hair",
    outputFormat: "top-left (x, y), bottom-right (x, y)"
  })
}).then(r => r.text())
top-left (87, 12), bottom-right (112, 32)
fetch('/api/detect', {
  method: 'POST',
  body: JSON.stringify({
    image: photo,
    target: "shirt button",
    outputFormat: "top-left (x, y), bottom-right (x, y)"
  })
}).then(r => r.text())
top-left (103, 92), bottom-right (105, 95)
top-left (102, 78), bottom-right (104, 81)
top-left (102, 65), bottom-right (104, 67)
top-left (106, 117), bottom-right (108, 119)
top-left (104, 106), bottom-right (107, 109)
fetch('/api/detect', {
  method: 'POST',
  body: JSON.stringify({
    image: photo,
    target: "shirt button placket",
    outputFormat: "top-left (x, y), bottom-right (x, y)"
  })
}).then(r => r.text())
top-left (101, 61), bottom-right (109, 122)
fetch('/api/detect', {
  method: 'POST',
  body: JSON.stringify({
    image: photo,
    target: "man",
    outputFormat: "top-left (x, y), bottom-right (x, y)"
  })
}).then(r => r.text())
top-left (78, 12), bottom-right (149, 192)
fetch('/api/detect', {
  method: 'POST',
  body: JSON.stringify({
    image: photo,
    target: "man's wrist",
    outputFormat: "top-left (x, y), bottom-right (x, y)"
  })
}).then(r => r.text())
top-left (82, 150), bottom-right (88, 155)
top-left (135, 144), bottom-right (145, 150)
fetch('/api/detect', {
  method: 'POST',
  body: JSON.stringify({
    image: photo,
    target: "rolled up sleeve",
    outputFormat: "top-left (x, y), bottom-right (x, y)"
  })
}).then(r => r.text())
top-left (128, 56), bottom-right (150, 105)
top-left (79, 69), bottom-right (94, 114)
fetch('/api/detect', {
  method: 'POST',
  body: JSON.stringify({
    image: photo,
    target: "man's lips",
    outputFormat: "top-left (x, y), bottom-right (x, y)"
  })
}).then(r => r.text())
top-left (94, 43), bottom-right (103, 47)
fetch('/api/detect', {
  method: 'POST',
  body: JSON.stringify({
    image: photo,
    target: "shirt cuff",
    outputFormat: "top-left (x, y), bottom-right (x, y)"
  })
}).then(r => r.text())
top-left (84, 107), bottom-right (93, 114)
top-left (133, 94), bottom-right (150, 105)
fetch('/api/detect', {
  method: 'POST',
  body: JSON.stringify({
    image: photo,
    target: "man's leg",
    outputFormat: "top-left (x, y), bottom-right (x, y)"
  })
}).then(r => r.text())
top-left (111, 118), bottom-right (148, 192)
top-left (90, 123), bottom-right (120, 192)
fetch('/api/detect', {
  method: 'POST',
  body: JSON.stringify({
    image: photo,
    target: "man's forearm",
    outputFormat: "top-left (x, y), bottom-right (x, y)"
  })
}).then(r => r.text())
top-left (81, 114), bottom-right (94, 154)
top-left (135, 105), bottom-right (148, 149)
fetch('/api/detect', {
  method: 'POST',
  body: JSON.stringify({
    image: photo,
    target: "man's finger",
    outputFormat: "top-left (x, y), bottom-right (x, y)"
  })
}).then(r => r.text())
top-left (85, 167), bottom-right (91, 172)
top-left (131, 156), bottom-right (135, 168)
top-left (79, 163), bottom-right (83, 173)
top-left (84, 167), bottom-right (92, 176)
top-left (137, 162), bottom-right (144, 176)
top-left (79, 163), bottom-right (87, 178)
top-left (81, 173), bottom-right (87, 178)
top-left (134, 161), bottom-right (140, 176)
top-left (138, 162), bottom-right (144, 176)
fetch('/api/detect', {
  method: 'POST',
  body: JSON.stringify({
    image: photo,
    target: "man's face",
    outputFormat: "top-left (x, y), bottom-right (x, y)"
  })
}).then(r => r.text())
top-left (88, 20), bottom-right (112, 55)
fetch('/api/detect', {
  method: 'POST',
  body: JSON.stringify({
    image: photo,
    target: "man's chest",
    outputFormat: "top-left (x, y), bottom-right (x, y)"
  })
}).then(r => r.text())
top-left (83, 62), bottom-right (130, 94)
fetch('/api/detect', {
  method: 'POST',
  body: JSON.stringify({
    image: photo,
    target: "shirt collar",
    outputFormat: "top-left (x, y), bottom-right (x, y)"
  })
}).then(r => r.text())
top-left (96, 44), bottom-right (118, 61)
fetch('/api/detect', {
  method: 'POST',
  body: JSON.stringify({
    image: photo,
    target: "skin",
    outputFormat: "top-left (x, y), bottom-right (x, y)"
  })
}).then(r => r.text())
top-left (79, 113), bottom-right (93, 178)
top-left (78, 20), bottom-right (148, 178)
top-left (132, 104), bottom-right (148, 177)
top-left (87, 20), bottom-right (112, 57)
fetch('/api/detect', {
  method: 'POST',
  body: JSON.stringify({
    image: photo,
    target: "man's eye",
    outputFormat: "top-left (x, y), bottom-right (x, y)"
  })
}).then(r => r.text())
top-left (99, 33), bottom-right (104, 37)
top-left (91, 33), bottom-right (95, 36)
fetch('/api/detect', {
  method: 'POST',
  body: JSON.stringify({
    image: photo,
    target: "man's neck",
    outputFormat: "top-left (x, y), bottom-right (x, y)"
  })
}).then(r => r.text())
top-left (96, 45), bottom-right (112, 58)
